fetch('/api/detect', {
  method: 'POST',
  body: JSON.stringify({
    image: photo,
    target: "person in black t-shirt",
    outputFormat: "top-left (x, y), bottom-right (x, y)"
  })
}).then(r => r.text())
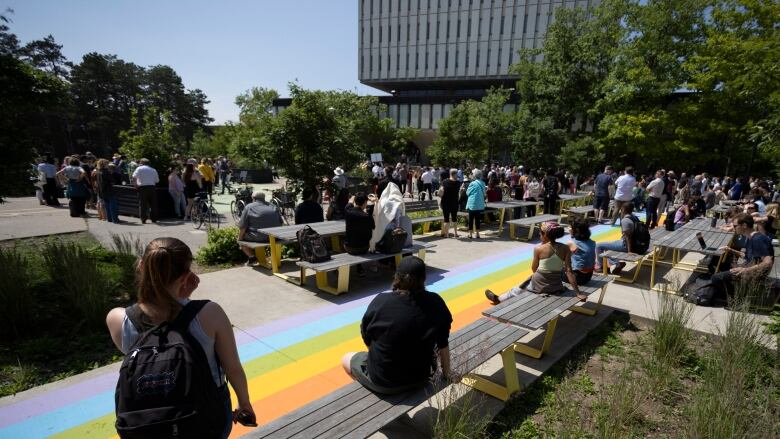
top-left (440, 169), bottom-right (461, 238)
top-left (294, 187), bottom-right (324, 224)
top-left (343, 192), bottom-right (375, 254)
top-left (341, 257), bottom-right (453, 394)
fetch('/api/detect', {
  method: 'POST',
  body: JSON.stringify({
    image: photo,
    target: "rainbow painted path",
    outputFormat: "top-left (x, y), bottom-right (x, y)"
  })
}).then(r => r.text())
top-left (0, 224), bottom-right (625, 439)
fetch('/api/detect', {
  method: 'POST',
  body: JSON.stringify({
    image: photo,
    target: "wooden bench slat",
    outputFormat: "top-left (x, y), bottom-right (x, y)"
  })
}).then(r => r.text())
top-left (296, 242), bottom-right (434, 271)
top-left (493, 293), bottom-right (556, 326)
top-left (451, 324), bottom-right (528, 373)
top-left (521, 296), bottom-right (579, 329)
top-left (489, 292), bottom-right (541, 321)
top-left (237, 240), bottom-right (270, 249)
top-left (505, 214), bottom-right (560, 226)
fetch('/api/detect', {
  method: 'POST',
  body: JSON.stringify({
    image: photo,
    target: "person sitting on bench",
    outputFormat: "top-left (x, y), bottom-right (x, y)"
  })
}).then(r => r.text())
top-left (568, 219), bottom-right (597, 286)
top-left (238, 191), bottom-right (282, 266)
top-left (485, 221), bottom-right (585, 304)
top-left (341, 256), bottom-right (453, 394)
top-left (595, 203), bottom-right (638, 275)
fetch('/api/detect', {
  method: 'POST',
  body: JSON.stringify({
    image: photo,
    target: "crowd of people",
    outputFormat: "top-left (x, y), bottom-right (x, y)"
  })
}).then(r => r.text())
top-left (33, 152), bottom-right (234, 223)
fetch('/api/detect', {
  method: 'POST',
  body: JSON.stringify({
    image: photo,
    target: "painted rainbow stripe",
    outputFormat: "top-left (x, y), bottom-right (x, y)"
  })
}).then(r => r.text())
top-left (0, 224), bottom-right (624, 439)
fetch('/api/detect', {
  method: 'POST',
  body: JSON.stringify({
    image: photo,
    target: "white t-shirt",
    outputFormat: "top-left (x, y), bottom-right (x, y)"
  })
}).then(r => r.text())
top-left (132, 165), bottom-right (160, 187)
top-left (421, 171), bottom-right (433, 184)
top-left (614, 174), bottom-right (636, 201)
top-left (646, 177), bottom-right (665, 198)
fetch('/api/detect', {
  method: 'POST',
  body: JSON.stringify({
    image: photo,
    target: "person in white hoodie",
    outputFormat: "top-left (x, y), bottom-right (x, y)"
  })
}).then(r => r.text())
top-left (370, 182), bottom-right (412, 251)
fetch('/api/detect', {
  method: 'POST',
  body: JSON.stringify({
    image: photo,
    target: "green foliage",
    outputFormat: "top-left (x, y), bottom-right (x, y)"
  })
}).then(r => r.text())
top-left (109, 233), bottom-right (142, 300)
top-left (41, 240), bottom-right (112, 330)
top-left (195, 227), bottom-right (244, 266)
top-left (765, 304), bottom-right (780, 348)
top-left (119, 106), bottom-right (176, 172)
top-left (428, 87), bottom-right (514, 167)
top-left (0, 248), bottom-right (35, 341)
top-left (652, 292), bottom-right (694, 363)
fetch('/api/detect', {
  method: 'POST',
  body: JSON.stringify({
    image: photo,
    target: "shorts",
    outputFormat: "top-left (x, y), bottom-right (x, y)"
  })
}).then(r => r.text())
top-left (349, 352), bottom-right (428, 395)
top-left (593, 195), bottom-right (609, 211)
top-left (442, 207), bottom-right (458, 222)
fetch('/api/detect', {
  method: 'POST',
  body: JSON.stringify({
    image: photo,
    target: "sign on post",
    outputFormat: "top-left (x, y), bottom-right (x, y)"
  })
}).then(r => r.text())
top-left (370, 153), bottom-right (383, 163)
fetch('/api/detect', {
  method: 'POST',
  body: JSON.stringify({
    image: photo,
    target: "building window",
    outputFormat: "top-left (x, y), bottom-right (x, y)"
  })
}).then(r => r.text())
top-left (388, 53), bottom-right (391, 70)
top-left (407, 23), bottom-right (410, 41)
top-left (380, 0), bottom-right (383, 15)
top-left (370, 54), bottom-right (373, 71)
top-left (396, 53), bottom-right (400, 71)
top-left (522, 14), bottom-right (527, 34)
top-left (476, 49), bottom-right (479, 67)
top-left (500, 15), bottom-right (505, 34)
top-left (415, 52), bottom-right (419, 69)
top-left (489, 17), bottom-right (493, 35)
top-left (468, 17), bottom-right (471, 36)
top-left (479, 17), bottom-right (482, 36)
top-left (465, 49), bottom-right (469, 67)
top-left (370, 24), bottom-right (374, 43)
top-left (446, 20), bottom-right (450, 38)
top-left (405, 52), bottom-right (409, 70)
top-left (416, 22), bottom-right (420, 39)
top-left (486, 48), bottom-right (490, 67)
top-left (445, 50), bottom-right (448, 68)
top-left (426, 21), bottom-right (430, 39)
top-left (457, 19), bottom-right (461, 37)
top-left (379, 25), bottom-right (383, 42)
top-left (379, 53), bottom-right (382, 70)
top-left (497, 47), bottom-right (501, 67)
top-left (436, 20), bottom-right (440, 39)
top-left (425, 51), bottom-right (429, 69)
top-left (435, 50), bottom-right (439, 68)
top-left (535, 12), bottom-right (540, 34)
top-left (388, 24), bottom-right (391, 41)
top-left (371, 0), bottom-right (374, 16)
top-left (397, 24), bottom-right (400, 41)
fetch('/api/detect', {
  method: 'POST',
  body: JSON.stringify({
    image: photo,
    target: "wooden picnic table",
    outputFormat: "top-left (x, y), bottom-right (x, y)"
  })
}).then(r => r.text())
top-left (649, 226), bottom-right (734, 292)
top-left (679, 217), bottom-right (727, 231)
top-left (557, 193), bottom-right (590, 212)
top-left (484, 200), bottom-right (541, 234)
top-left (720, 199), bottom-right (741, 206)
top-left (506, 213), bottom-right (560, 240)
top-left (256, 221), bottom-right (346, 284)
top-left (708, 204), bottom-right (731, 218)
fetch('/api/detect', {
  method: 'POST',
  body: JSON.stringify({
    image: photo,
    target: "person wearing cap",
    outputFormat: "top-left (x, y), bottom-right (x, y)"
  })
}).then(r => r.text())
top-left (238, 191), bottom-right (283, 266)
top-left (333, 167), bottom-right (347, 190)
top-left (486, 221), bottom-right (585, 304)
top-left (342, 256), bottom-right (453, 394)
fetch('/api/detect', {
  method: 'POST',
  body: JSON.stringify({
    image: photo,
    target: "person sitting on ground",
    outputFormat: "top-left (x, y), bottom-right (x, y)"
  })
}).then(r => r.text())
top-left (105, 238), bottom-right (255, 437)
top-left (326, 187), bottom-right (351, 221)
top-left (595, 203), bottom-right (640, 275)
top-left (568, 219), bottom-right (597, 286)
top-left (238, 191), bottom-right (283, 266)
top-left (294, 187), bottom-right (324, 224)
top-left (486, 221), bottom-right (585, 304)
top-left (708, 213), bottom-right (774, 301)
top-left (342, 256), bottom-right (453, 394)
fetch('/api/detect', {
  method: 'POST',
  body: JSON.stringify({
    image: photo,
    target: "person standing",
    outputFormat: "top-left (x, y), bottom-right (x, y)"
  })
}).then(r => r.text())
top-left (645, 170), bottom-right (665, 229)
top-left (96, 159), bottom-right (120, 223)
top-left (57, 157), bottom-right (88, 217)
top-left (421, 167), bottom-right (434, 200)
top-left (440, 169), bottom-right (461, 238)
top-left (37, 156), bottom-right (60, 206)
top-left (466, 170), bottom-right (486, 239)
top-left (198, 158), bottom-right (215, 198)
top-left (542, 168), bottom-right (561, 215)
top-left (132, 158), bottom-right (159, 224)
top-left (183, 163), bottom-right (202, 221)
top-left (591, 166), bottom-right (614, 224)
top-left (610, 167), bottom-right (637, 225)
top-left (168, 166), bottom-right (187, 219)
top-left (217, 157), bottom-right (230, 195)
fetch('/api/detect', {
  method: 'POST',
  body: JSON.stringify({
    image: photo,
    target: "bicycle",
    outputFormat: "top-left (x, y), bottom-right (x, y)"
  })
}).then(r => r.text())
top-left (191, 191), bottom-right (221, 229)
top-left (264, 188), bottom-right (295, 225)
top-left (230, 183), bottom-right (254, 221)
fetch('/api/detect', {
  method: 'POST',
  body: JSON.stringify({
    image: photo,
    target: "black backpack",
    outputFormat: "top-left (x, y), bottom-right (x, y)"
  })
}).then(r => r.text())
top-left (376, 227), bottom-right (408, 254)
top-left (297, 225), bottom-right (331, 263)
top-left (628, 215), bottom-right (651, 254)
top-left (115, 300), bottom-right (226, 439)
top-left (664, 209), bottom-right (676, 231)
top-left (683, 279), bottom-right (715, 306)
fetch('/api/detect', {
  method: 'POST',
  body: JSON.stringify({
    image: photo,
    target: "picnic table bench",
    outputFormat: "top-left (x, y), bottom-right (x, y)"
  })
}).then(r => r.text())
top-left (482, 274), bottom-right (610, 359)
top-left (405, 200), bottom-right (442, 235)
top-left (238, 240), bottom-right (273, 269)
top-left (707, 204), bottom-right (731, 218)
top-left (243, 317), bottom-right (529, 438)
top-left (557, 193), bottom-right (590, 213)
top-left (561, 205), bottom-right (596, 224)
top-left (483, 200), bottom-right (541, 234)
top-left (296, 242), bottom-right (435, 295)
top-left (598, 227), bottom-right (675, 284)
top-left (506, 214), bottom-right (561, 240)
top-left (255, 221), bottom-right (346, 284)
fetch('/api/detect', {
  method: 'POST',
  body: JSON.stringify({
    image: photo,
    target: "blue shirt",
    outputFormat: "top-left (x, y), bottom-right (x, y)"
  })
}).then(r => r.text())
top-left (730, 183), bottom-right (743, 200)
top-left (744, 232), bottom-right (773, 265)
top-left (571, 238), bottom-right (596, 271)
top-left (465, 179), bottom-right (486, 211)
top-left (594, 173), bottom-right (612, 197)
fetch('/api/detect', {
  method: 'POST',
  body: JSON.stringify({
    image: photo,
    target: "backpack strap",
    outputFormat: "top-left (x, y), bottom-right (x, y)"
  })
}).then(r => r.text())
top-left (172, 299), bottom-right (210, 330)
top-left (125, 304), bottom-right (154, 333)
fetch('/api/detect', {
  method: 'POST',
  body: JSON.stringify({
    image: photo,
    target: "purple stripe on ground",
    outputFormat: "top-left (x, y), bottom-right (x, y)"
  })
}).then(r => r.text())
top-left (0, 243), bottom-right (530, 426)
top-left (0, 371), bottom-right (118, 428)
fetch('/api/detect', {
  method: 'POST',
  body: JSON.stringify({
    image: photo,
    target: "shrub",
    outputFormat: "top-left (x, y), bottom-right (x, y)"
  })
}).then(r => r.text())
top-left (651, 291), bottom-right (693, 363)
top-left (196, 227), bottom-right (244, 266)
top-left (109, 233), bottom-right (143, 300)
top-left (0, 248), bottom-right (35, 341)
top-left (41, 240), bottom-right (111, 330)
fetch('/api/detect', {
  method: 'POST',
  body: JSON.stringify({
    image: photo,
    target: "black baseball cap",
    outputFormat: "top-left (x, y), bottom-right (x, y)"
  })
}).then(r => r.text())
top-left (396, 256), bottom-right (426, 279)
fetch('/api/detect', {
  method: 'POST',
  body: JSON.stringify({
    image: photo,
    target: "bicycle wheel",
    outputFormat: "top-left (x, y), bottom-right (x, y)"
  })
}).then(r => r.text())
top-left (271, 198), bottom-right (288, 225)
top-left (191, 201), bottom-right (204, 229)
top-left (230, 200), bottom-right (244, 222)
top-left (282, 206), bottom-right (295, 225)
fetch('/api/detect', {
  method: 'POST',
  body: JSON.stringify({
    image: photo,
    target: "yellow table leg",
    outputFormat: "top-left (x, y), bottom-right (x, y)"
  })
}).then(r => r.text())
top-left (330, 235), bottom-right (342, 252)
top-left (510, 223), bottom-right (516, 239)
top-left (514, 317), bottom-right (558, 359)
top-left (253, 246), bottom-right (271, 269)
top-left (461, 347), bottom-right (521, 401)
top-left (416, 249), bottom-right (427, 261)
top-left (526, 224), bottom-right (535, 241)
top-left (269, 236), bottom-right (281, 273)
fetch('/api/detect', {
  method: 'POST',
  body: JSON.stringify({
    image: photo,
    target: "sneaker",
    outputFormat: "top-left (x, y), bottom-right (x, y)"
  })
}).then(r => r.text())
top-left (245, 257), bottom-right (257, 267)
top-left (612, 262), bottom-right (626, 275)
top-left (485, 289), bottom-right (500, 305)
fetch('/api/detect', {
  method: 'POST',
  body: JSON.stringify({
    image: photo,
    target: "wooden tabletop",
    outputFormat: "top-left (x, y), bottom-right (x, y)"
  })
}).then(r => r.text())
top-left (485, 200), bottom-right (539, 209)
top-left (658, 228), bottom-right (733, 255)
top-left (506, 214), bottom-right (560, 226)
top-left (679, 218), bottom-right (727, 231)
top-left (257, 220), bottom-right (346, 242)
top-left (558, 194), bottom-right (588, 200)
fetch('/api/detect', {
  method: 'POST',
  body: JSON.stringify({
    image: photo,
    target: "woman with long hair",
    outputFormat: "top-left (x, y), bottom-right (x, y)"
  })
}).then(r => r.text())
top-left (486, 221), bottom-right (585, 304)
top-left (183, 162), bottom-right (202, 220)
top-left (106, 238), bottom-right (255, 437)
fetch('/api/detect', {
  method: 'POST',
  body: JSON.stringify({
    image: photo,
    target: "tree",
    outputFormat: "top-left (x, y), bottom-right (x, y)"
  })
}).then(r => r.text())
top-left (428, 88), bottom-right (513, 167)
top-left (261, 84), bottom-right (386, 188)
top-left (20, 34), bottom-right (70, 79)
top-left (119, 106), bottom-right (175, 173)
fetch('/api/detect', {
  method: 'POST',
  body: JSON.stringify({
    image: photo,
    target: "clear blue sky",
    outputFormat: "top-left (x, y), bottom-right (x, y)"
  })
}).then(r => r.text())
top-left (5, 0), bottom-right (381, 124)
